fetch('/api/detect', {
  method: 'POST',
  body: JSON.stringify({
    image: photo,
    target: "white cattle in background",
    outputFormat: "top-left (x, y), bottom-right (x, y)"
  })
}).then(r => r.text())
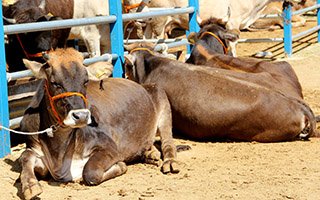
top-left (3, 0), bottom-right (110, 57)
top-left (123, 0), bottom-right (287, 56)
top-left (70, 0), bottom-right (110, 57)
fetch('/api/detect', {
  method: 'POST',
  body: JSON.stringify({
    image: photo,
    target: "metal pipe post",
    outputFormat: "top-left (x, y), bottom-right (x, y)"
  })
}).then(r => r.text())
top-left (109, 0), bottom-right (124, 78)
top-left (0, 4), bottom-right (11, 158)
top-left (318, 0), bottom-right (320, 42)
top-left (283, 1), bottom-right (293, 57)
top-left (187, 0), bottom-right (200, 53)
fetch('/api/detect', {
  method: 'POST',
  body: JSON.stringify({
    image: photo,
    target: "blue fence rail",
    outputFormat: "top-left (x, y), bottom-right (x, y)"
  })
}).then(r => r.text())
top-left (238, 0), bottom-right (320, 57)
top-left (0, 0), bottom-right (199, 158)
top-left (283, 0), bottom-right (320, 56)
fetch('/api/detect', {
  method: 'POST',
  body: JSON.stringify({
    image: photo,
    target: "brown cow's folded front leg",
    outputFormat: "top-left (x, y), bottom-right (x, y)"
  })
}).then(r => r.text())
top-left (20, 149), bottom-right (48, 200)
top-left (82, 148), bottom-right (126, 185)
top-left (143, 145), bottom-right (162, 166)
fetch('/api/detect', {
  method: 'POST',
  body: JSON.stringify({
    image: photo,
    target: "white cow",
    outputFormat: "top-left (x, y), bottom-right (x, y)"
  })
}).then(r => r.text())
top-left (123, 0), bottom-right (283, 56)
top-left (70, 0), bottom-right (110, 57)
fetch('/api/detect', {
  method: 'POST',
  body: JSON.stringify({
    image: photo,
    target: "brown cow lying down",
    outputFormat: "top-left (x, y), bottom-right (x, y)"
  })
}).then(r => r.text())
top-left (124, 43), bottom-right (317, 142)
top-left (187, 17), bottom-right (303, 100)
top-left (19, 48), bottom-right (179, 200)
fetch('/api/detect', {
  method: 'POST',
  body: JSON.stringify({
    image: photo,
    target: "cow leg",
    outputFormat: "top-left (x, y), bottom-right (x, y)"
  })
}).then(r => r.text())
top-left (144, 85), bottom-right (179, 173)
top-left (144, 24), bottom-right (153, 39)
top-left (83, 148), bottom-right (127, 185)
top-left (20, 149), bottom-right (48, 200)
top-left (143, 145), bottom-right (162, 166)
top-left (157, 99), bottom-right (180, 174)
top-left (81, 25), bottom-right (101, 57)
top-left (98, 24), bottom-right (111, 54)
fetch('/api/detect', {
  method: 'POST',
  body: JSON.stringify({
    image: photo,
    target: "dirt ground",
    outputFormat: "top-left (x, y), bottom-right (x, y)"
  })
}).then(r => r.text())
top-left (2, 16), bottom-right (320, 200)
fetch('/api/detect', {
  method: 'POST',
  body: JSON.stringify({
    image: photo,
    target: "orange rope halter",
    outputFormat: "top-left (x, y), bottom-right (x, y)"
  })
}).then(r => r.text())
top-left (16, 34), bottom-right (50, 59)
top-left (44, 81), bottom-right (88, 125)
top-left (123, 1), bottom-right (146, 13)
top-left (130, 47), bottom-right (155, 55)
top-left (199, 31), bottom-right (229, 55)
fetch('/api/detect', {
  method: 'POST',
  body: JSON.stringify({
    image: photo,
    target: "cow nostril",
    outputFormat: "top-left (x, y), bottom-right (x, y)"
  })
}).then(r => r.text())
top-left (72, 112), bottom-right (80, 120)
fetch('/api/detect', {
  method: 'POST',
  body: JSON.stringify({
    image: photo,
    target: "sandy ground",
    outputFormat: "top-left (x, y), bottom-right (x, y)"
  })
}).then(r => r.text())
top-left (1, 16), bottom-right (320, 200)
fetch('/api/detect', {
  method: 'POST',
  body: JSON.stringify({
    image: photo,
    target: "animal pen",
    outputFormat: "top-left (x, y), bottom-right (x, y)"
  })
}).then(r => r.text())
top-left (0, 0), bottom-right (320, 158)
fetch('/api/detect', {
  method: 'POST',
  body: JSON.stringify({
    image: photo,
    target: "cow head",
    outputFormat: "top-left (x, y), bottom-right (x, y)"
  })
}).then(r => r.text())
top-left (23, 48), bottom-right (113, 128)
top-left (188, 17), bottom-right (239, 55)
top-left (124, 42), bottom-right (157, 82)
top-left (4, 0), bottom-right (65, 71)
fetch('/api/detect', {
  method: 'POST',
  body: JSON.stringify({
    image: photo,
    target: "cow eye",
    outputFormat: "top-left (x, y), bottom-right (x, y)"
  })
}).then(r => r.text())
top-left (51, 81), bottom-right (62, 89)
top-left (84, 80), bottom-right (89, 87)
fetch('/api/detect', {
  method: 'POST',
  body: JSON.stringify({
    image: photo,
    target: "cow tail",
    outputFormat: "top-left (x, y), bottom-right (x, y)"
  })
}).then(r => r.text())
top-left (299, 102), bottom-right (317, 140)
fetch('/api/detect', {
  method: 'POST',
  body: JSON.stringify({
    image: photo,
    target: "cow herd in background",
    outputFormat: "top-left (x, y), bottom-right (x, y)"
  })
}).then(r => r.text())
top-left (1, 0), bottom-right (320, 200)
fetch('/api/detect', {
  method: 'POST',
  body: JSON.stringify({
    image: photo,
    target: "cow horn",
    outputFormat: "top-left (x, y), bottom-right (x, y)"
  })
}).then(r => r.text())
top-left (3, 16), bottom-right (16, 24)
top-left (196, 15), bottom-right (202, 25)
top-left (39, 0), bottom-right (46, 10)
top-left (220, 6), bottom-right (230, 24)
top-left (42, 52), bottom-right (50, 60)
top-left (124, 44), bottom-right (134, 52)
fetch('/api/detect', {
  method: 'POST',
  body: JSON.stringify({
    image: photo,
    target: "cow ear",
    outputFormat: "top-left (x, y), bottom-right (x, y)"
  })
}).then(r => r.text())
top-left (221, 30), bottom-right (239, 42)
top-left (85, 61), bottom-right (114, 81)
top-left (124, 54), bottom-right (136, 66)
top-left (188, 32), bottom-right (198, 44)
top-left (23, 59), bottom-right (48, 79)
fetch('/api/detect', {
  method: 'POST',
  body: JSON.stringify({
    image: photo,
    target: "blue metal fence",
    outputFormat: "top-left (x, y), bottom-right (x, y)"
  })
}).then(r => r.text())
top-left (0, 0), bottom-right (199, 158)
top-left (281, 0), bottom-right (320, 56)
top-left (238, 1), bottom-right (320, 57)
top-left (0, 3), bottom-right (10, 158)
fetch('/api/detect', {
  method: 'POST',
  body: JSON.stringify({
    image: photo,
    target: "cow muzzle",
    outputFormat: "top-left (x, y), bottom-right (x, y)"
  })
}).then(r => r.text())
top-left (63, 109), bottom-right (92, 128)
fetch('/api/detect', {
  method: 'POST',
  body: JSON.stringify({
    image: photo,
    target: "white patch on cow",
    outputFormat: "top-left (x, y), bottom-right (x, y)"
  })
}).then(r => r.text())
top-left (63, 109), bottom-right (92, 127)
top-left (299, 116), bottom-right (309, 138)
top-left (70, 158), bottom-right (90, 181)
top-left (300, 115), bottom-right (306, 131)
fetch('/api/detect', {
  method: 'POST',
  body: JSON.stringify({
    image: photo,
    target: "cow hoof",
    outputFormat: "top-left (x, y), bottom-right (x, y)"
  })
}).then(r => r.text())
top-left (23, 183), bottom-right (42, 200)
top-left (161, 159), bottom-right (180, 174)
top-left (144, 146), bottom-right (162, 167)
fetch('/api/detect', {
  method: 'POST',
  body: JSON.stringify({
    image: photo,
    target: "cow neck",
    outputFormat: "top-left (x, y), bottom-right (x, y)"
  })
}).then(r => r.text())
top-left (15, 34), bottom-right (51, 59)
top-left (44, 80), bottom-right (88, 127)
top-left (199, 31), bottom-right (228, 55)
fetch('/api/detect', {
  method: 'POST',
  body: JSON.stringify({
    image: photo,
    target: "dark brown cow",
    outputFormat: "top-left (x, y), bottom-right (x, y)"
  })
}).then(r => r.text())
top-left (3, 0), bottom-right (110, 70)
top-left (124, 43), bottom-right (316, 142)
top-left (3, 0), bottom-right (72, 71)
top-left (186, 18), bottom-right (303, 100)
top-left (19, 48), bottom-right (178, 200)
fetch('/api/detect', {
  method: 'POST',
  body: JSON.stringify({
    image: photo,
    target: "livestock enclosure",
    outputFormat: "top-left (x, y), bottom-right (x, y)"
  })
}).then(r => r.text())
top-left (2, 0), bottom-right (320, 157)
top-left (1, 1), bottom-right (320, 199)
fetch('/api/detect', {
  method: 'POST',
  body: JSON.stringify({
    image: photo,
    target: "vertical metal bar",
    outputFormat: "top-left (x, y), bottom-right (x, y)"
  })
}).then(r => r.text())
top-left (283, 1), bottom-right (292, 57)
top-left (318, 0), bottom-right (320, 42)
top-left (0, 3), bottom-right (11, 158)
top-left (187, 0), bottom-right (200, 53)
top-left (109, 0), bottom-right (124, 78)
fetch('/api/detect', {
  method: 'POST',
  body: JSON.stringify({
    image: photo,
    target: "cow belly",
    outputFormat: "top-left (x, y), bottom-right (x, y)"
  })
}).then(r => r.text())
top-left (199, 0), bottom-right (231, 21)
